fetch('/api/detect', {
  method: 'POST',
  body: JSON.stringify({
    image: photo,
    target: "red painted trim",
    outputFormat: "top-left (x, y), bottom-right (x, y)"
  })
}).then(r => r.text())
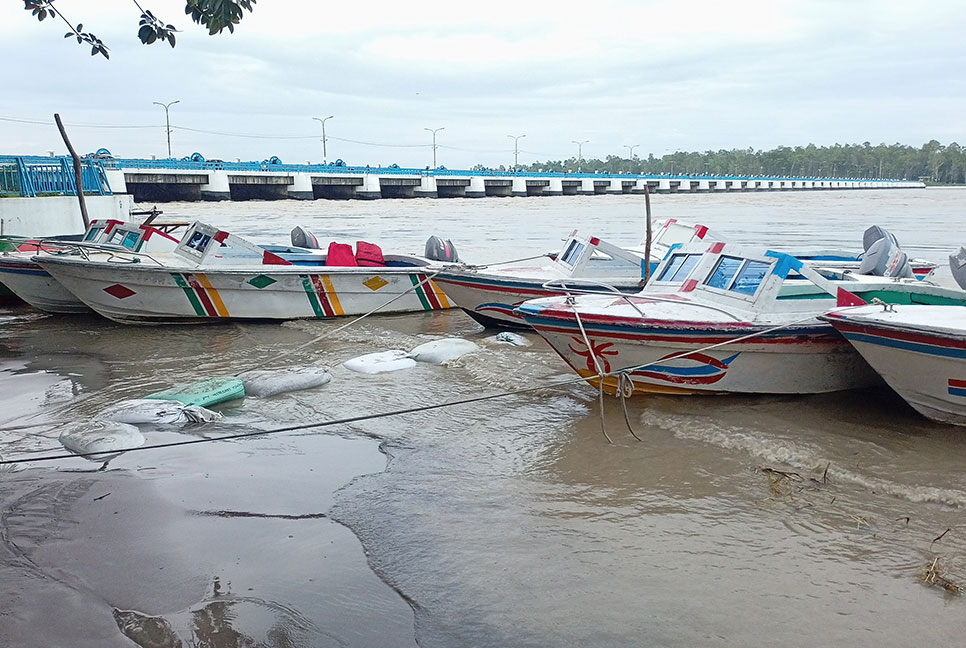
top-left (708, 242), bottom-right (725, 253)
top-left (418, 273), bottom-right (443, 310)
top-left (310, 275), bottom-right (335, 316)
top-left (681, 279), bottom-right (698, 292)
top-left (262, 250), bottom-right (293, 266)
top-left (185, 274), bottom-right (218, 316)
top-left (832, 320), bottom-right (966, 349)
top-left (214, 231), bottom-right (229, 243)
top-left (589, 237), bottom-right (600, 246)
top-left (695, 225), bottom-right (708, 238)
top-left (949, 378), bottom-right (966, 389)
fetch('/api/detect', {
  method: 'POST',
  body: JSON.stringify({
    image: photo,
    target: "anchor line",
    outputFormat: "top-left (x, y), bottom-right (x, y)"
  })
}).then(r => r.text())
top-left (0, 306), bottom-right (869, 466)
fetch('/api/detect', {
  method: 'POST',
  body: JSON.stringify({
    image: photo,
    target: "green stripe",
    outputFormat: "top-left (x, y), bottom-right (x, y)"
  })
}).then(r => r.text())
top-left (410, 275), bottom-right (431, 310)
top-left (171, 273), bottom-right (206, 316)
top-left (300, 275), bottom-right (325, 317)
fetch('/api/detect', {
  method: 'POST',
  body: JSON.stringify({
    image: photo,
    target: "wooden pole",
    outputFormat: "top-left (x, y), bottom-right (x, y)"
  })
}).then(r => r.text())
top-left (643, 183), bottom-right (653, 282)
top-left (54, 113), bottom-right (90, 229)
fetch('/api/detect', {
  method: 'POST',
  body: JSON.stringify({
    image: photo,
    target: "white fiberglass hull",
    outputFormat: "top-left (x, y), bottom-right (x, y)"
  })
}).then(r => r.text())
top-left (519, 301), bottom-right (879, 395)
top-left (824, 306), bottom-right (966, 425)
top-left (39, 257), bottom-right (452, 325)
top-left (0, 256), bottom-right (91, 313)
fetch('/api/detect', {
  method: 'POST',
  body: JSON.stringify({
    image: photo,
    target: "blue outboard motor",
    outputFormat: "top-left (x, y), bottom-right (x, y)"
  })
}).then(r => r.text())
top-left (290, 226), bottom-right (321, 249)
top-left (425, 235), bottom-right (460, 262)
top-left (858, 225), bottom-right (913, 278)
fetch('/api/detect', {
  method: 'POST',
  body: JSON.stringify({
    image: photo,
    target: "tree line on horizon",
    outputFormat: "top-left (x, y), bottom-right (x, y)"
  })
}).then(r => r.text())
top-left (520, 140), bottom-right (965, 183)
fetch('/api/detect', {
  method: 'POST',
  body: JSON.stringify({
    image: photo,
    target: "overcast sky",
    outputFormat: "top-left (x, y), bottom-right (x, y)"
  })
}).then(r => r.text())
top-left (2, 0), bottom-right (964, 169)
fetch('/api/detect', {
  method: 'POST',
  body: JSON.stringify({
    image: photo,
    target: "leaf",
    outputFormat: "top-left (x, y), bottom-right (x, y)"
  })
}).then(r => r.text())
top-left (138, 25), bottom-right (153, 43)
top-left (168, 33), bottom-right (176, 47)
top-left (76, 23), bottom-right (82, 32)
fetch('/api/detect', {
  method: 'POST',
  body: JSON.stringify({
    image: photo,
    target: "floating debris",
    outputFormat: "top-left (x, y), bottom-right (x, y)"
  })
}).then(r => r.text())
top-left (98, 399), bottom-right (222, 425)
top-left (343, 350), bottom-right (416, 374)
top-left (239, 367), bottom-right (332, 397)
top-left (493, 331), bottom-right (531, 347)
top-left (145, 376), bottom-right (245, 407)
top-left (58, 420), bottom-right (145, 463)
top-left (408, 338), bottom-right (480, 364)
top-left (922, 557), bottom-right (962, 595)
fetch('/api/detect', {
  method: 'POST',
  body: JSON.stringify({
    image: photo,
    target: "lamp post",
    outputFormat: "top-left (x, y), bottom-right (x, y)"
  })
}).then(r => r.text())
top-left (623, 144), bottom-right (639, 173)
top-left (425, 127), bottom-right (444, 167)
top-left (152, 99), bottom-right (179, 158)
top-left (508, 134), bottom-right (526, 170)
top-left (312, 115), bottom-right (334, 165)
top-left (572, 139), bottom-right (589, 172)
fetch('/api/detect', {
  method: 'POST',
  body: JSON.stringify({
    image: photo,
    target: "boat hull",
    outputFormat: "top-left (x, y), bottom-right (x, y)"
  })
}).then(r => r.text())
top-left (520, 310), bottom-right (879, 395)
top-left (0, 256), bottom-right (91, 313)
top-left (39, 258), bottom-right (452, 324)
top-left (826, 315), bottom-right (966, 424)
top-left (434, 272), bottom-right (641, 329)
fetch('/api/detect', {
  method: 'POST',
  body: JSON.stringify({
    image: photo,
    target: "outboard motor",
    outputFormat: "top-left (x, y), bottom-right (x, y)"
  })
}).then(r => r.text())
top-left (424, 235), bottom-right (460, 262)
top-left (291, 226), bottom-right (321, 249)
top-left (862, 225), bottom-right (899, 252)
top-left (949, 247), bottom-right (966, 289)
top-left (858, 233), bottom-right (914, 278)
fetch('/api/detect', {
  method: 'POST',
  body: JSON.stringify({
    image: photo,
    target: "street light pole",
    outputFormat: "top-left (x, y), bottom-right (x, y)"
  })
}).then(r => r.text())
top-left (152, 100), bottom-right (180, 158)
top-left (572, 139), bottom-right (589, 172)
top-left (425, 127), bottom-right (444, 167)
top-left (623, 144), bottom-right (639, 173)
top-left (312, 115), bottom-right (334, 164)
top-left (508, 134), bottom-right (526, 170)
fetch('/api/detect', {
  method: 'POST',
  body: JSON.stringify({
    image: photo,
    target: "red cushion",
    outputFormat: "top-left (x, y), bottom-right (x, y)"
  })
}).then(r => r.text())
top-left (355, 241), bottom-right (385, 267)
top-left (326, 242), bottom-right (357, 266)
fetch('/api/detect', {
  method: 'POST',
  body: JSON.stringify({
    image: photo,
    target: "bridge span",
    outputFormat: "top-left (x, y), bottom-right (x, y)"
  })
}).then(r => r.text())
top-left (3, 153), bottom-right (926, 203)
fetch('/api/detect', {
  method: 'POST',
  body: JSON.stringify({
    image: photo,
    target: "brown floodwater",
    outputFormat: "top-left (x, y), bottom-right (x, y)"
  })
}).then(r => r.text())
top-left (2, 189), bottom-right (966, 647)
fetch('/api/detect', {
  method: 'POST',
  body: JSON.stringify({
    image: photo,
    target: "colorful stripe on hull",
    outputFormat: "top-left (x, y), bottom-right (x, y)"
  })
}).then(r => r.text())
top-left (172, 273), bottom-right (230, 317)
top-left (832, 321), bottom-right (966, 359)
top-left (410, 274), bottom-right (451, 311)
top-left (300, 274), bottom-right (345, 317)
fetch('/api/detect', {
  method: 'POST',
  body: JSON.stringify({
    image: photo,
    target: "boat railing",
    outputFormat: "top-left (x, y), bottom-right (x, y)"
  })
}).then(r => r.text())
top-left (541, 278), bottom-right (746, 322)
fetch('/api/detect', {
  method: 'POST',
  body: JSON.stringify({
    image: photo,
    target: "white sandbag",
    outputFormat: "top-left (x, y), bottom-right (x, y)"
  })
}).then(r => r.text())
top-left (58, 420), bottom-right (145, 461)
top-left (492, 331), bottom-right (531, 347)
top-left (97, 399), bottom-right (222, 425)
top-left (407, 338), bottom-right (481, 365)
top-left (239, 367), bottom-right (333, 397)
top-left (343, 350), bottom-right (416, 374)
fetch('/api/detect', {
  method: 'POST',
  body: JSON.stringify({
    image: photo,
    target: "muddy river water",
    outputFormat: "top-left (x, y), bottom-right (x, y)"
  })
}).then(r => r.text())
top-left (1, 189), bottom-right (965, 646)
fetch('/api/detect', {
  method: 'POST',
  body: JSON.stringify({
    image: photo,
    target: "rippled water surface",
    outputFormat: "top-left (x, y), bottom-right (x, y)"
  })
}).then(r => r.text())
top-left (2, 189), bottom-right (966, 647)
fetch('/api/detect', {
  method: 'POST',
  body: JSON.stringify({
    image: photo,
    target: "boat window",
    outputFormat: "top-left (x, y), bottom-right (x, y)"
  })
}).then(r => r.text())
top-left (122, 231), bottom-right (141, 249)
top-left (705, 256), bottom-right (743, 289)
top-left (730, 260), bottom-right (770, 295)
top-left (559, 240), bottom-right (586, 267)
top-left (106, 229), bottom-right (126, 245)
top-left (186, 231), bottom-right (212, 253)
top-left (657, 253), bottom-right (701, 282)
top-left (84, 227), bottom-right (104, 242)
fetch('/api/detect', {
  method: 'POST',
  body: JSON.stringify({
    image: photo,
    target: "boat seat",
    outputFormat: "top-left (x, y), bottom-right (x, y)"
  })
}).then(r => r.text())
top-left (355, 241), bottom-right (386, 267)
top-left (326, 242), bottom-right (358, 266)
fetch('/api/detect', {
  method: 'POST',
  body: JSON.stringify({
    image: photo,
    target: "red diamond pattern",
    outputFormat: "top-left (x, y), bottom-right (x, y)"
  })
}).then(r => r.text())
top-left (104, 284), bottom-right (136, 299)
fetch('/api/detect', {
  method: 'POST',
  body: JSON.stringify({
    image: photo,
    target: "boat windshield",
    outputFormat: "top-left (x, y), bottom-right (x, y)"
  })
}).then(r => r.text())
top-left (84, 226), bottom-right (105, 242)
top-left (558, 239), bottom-right (586, 268)
top-left (657, 253), bottom-right (701, 283)
top-left (706, 256), bottom-right (772, 295)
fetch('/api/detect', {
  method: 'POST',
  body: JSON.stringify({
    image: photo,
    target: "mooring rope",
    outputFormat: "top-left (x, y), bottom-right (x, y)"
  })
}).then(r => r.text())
top-left (0, 306), bottom-right (869, 466)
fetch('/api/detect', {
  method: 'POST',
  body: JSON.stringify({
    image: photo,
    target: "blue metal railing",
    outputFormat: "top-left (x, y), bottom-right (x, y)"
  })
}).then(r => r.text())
top-left (0, 155), bottom-right (112, 197)
top-left (106, 156), bottom-right (907, 183)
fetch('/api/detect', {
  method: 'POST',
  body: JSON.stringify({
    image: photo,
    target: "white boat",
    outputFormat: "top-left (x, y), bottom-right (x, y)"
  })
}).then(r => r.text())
top-left (434, 220), bottom-right (937, 330)
top-left (821, 305), bottom-right (966, 425)
top-left (434, 219), bottom-right (717, 328)
top-left (0, 218), bottom-right (183, 313)
top-left (516, 242), bottom-right (966, 396)
top-left (36, 222), bottom-right (453, 324)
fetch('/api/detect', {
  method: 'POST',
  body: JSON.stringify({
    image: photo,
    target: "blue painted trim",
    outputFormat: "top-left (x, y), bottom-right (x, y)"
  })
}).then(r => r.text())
top-left (842, 331), bottom-right (966, 359)
top-left (948, 386), bottom-right (966, 397)
top-left (764, 250), bottom-right (803, 279)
